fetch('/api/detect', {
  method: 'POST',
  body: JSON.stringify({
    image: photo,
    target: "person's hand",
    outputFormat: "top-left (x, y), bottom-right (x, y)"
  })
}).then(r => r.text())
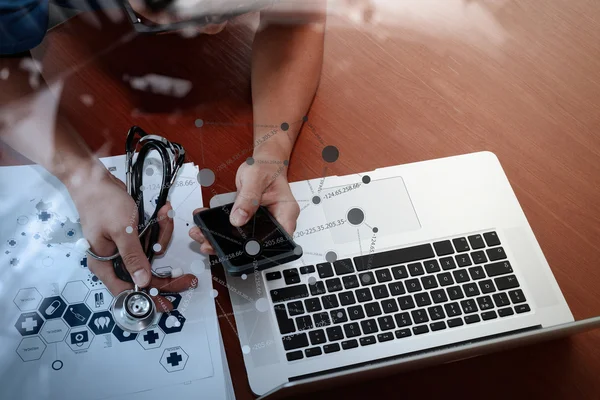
top-left (69, 169), bottom-right (197, 312)
top-left (189, 160), bottom-right (300, 254)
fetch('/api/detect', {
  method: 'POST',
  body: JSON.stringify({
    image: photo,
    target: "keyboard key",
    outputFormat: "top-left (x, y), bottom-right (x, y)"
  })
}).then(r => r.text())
top-left (304, 298), bottom-right (322, 313)
top-left (394, 312), bottom-right (412, 327)
top-left (323, 343), bottom-right (340, 353)
top-left (283, 268), bottom-right (301, 284)
top-left (433, 240), bottom-right (454, 256)
top-left (447, 318), bottom-right (463, 328)
top-left (413, 325), bottom-right (429, 335)
top-left (313, 312), bottom-right (331, 328)
top-left (452, 269), bottom-right (469, 283)
top-left (359, 272), bottom-right (376, 286)
top-left (411, 309), bottom-right (429, 324)
top-left (375, 269), bottom-right (393, 282)
top-left (486, 247), bottom-right (507, 262)
top-left (339, 291), bottom-right (356, 306)
top-left (299, 265), bottom-right (315, 274)
top-left (326, 326), bottom-right (344, 341)
top-left (414, 292), bottom-right (432, 307)
top-left (333, 259), bottom-right (355, 275)
top-left (360, 319), bottom-right (379, 334)
top-left (348, 305), bottom-right (366, 321)
top-left (356, 288), bottom-right (373, 302)
top-left (423, 259), bottom-right (441, 273)
top-left (322, 294), bottom-right (339, 309)
top-left (515, 304), bottom-right (531, 314)
top-left (395, 328), bottom-right (412, 338)
top-left (271, 285), bottom-right (309, 303)
top-left (381, 299), bottom-right (399, 314)
top-left (305, 347), bottom-right (322, 358)
top-left (468, 234), bottom-right (485, 249)
top-left (288, 301), bottom-right (305, 316)
top-left (444, 302), bottom-right (462, 317)
top-left (360, 336), bottom-right (377, 346)
top-left (296, 315), bottom-right (313, 331)
top-left (377, 332), bottom-right (395, 342)
top-left (430, 321), bottom-right (447, 331)
top-left (309, 329), bottom-right (327, 345)
top-left (498, 307), bottom-right (514, 317)
top-left (286, 351), bottom-right (303, 361)
top-left (509, 289), bottom-right (526, 304)
top-left (341, 339), bottom-right (358, 350)
top-left (493, 292), bottom-right (510, 307)
top-left (408, 262), bottom-right (425, 276)
top-left (405, 278), bottom-right (422, 293)
top-left (485, 261), bottom-right (513, 277)
top-left (372, 285), bottom-right (390, 299)
top-left (460, 299), bottom-right (478, 314)
top-left (468, 266), bottom-right (485, 280)
top-left (452, 237), bottom-right (470, 252)
top-left (354, 243), bottom-right (435, 271)
top-left (481, 311), bottom-right (497, 320)
top-left (421, 275), bottom-right (438, 290)
top-left (317, 262), bottom-right (334, 278)
top-left (447, 286), bottom-right (464, 300)
top-left (343, 322), bottom-right (361, 338)
top-left (471, 251), bottom-right (487, 264)
top-left (331, 309), bottom-right (348, 324)
top-left (476, 296), bottom-right (494, 311)
top-left (464, 314), bottom-right (481, 324)
top-left (282, 333), bottom-right (309, 350)
top-left (326, 278), bottom-right (343, 292)
top-left (391, 265), bottom-right (409, 280)
top-left (440, 257), bottom-right (457, 270)
top-left (428, 305), bottom-right (446, 320)
top-left (309, 281), bottom-right (326, 296)
top-left (388, 281), bottom-right (406, 296)
top-left (495, 275), bottom-right (519, 290)
top-left (456, 254), bottom-right (472, 267)
top-left (431, 289), bottom-right (448, 304)
top-left (342, 275), bottom-right (360, 289)
top-left (377, 315), bottom-right (396, 331)
top-left (437, 272), bottom-right (454, 286)
top-left (274, 304), bottom-right (296, 334)
top-left (479, 280), bottom-right (496, 294)
top-left (463, 283), bottom-right (480, 297)
top-left (398, 295), bottom-right (416, 310)
top-left (365, 302), bottom-right (382, 317)
top-left (266, 271), bottom-right (282, 281)
top-left (483, 231), bottom-right (501, 246)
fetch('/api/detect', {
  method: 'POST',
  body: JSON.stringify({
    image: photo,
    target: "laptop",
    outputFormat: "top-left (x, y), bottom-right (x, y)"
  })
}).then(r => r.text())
top-left (208, 151), bottom-right (600, 398)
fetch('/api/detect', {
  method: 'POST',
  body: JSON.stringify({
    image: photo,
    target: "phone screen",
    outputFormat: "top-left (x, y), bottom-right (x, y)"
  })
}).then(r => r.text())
top-left (194, 203), bottom-right (301, 274)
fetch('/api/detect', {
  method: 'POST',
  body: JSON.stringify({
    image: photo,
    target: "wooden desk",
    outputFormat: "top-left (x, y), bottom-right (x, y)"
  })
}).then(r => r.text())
top-left (3, 1), bottom-right (600, 398)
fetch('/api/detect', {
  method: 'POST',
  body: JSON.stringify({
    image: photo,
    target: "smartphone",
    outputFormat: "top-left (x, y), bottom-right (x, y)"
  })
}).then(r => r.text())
top-left (193, 202), bottom-right (302, 276)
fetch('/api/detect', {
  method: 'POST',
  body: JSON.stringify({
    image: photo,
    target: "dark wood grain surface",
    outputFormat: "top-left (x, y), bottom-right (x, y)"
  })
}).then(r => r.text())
top-left (2, 1), bottom-right (600, 398)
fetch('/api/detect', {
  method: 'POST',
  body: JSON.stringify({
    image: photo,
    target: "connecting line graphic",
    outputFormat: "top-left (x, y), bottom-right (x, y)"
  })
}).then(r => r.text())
top-left (215, 298), bottom-right (238, 337)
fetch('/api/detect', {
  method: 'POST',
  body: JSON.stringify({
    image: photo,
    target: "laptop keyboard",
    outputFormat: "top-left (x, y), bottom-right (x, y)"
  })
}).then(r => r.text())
top-left (267, 231), bottom-right (532, 362)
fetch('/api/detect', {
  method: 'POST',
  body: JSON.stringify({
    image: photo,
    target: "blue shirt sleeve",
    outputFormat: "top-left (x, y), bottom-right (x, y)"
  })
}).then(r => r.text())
top-left (0, 1), bottom-right (49, 55)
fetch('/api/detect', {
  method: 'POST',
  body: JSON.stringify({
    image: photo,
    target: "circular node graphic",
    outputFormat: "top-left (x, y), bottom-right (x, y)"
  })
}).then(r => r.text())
top-left (195, 119), bottom-right (204, 128)
top-left (251, 199), bottom-right (259, 206)
top-left (361, 274), bottom-right (372, 284)
top-left (281, 123), bottom-right (289, 131)
top-left (139, 185), bottom-right (146, 191)
top-left (52, 360), bottom-right (63, 371)
top-left (322, 146), bottom-right (339, 163)
top-left (146, 168), bottom-right (154, 176)
top-left (293, 245), bottom-right (303, 256)
top-left (153, 243), bottom-right (162, 253)
top-left (373, 227), bottom-right (379, 233)
top-left (307, 276), bottom-right (317, 286)
top-left (167, 209), bottom-right (175, 219)
top-left (242, 345), bottom-right (251, 354)
top-left (347, 208), bottom-right (365, 226)
top-left (362, 175), bottom-right (371, 184)
top-left (325, 251), bottom-right (337, 263)
top-left (302, 116), bottom-right (308, 122)
top-left (241, 274), bottom-right (248, 280)
top-left (211, 289), bottom-right (219, 298)
top-left (283, 160), bottom-right (289, 166)
top-left (125, 226), bottom-right (133, 234)
top-left (246, 157), bottom-right (255, 165)
top-left (197, 168), bottom-right (216, 187)
top-left (255, 298), bottom-right (269, 313)
top-left (149, 288), bottom-right (159, 297)
top-left (244, 240), bottom-right (261, 256)
top-left (312, 196), bottom-right (321, 205)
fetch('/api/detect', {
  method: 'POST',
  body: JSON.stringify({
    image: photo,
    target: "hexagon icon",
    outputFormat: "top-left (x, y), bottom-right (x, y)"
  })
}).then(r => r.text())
top-left (136, 325), bottom-right (165, 350)
top-left (158, 310), bottom-right (186, 335)
top-left (14, 288), bottom-right (43, 311)
top-left (40, 319), bottom-right (69, 343)
top-left (160, 292), bottom-right (182, 310)
top-left (63, 303), bottom-right (92, 327)
top-left (85, 289), bottom-right (112, 312)
top-left (160, 347), bottom-right (189, 373)
top-left (14, 312), bottom-right (44, 336)
top-left (66, 327), bottom-right (94, 351)
top-left (38, 296), bottom-right (67, 320)
top-left (61, 281), bottom-right (89, 304)
top-left (16, 336), bottom-right (47, 362)
top-left (88, 311), bottom-right (115, 335)
top-left (112, 325), bottom-right (138, 343)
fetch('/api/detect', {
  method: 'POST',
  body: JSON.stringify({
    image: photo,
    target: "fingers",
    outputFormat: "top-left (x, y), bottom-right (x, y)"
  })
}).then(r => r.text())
top-left (189, 208), bottom-right (215, 255)
top-left (155, 202), bottom-right (174, 255)
top-left (88, 258), bottom-right (133, 297)
top-left (149, 273), bottom-right (199, 293)
top-left (270, 198), bottom-right (300, 236)
top-left (231, 178), bottom-right (263, 227)
top-left (113, 228), bottom-right (153, 288)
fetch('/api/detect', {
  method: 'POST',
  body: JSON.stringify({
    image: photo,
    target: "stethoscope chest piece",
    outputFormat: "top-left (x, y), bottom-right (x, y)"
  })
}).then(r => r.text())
top-left (112, 290), bottom-right (156, 332)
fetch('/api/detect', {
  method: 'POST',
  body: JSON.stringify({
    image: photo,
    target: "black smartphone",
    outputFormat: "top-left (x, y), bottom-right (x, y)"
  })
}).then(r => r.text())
top-left (193, 202), bottom-right (302, 276)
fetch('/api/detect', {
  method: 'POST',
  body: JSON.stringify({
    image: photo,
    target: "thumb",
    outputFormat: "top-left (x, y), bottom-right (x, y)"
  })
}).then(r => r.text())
top-left (114, 230), bottom-right (152, 288)
top-left (230, 178), bottom-right (263, 227)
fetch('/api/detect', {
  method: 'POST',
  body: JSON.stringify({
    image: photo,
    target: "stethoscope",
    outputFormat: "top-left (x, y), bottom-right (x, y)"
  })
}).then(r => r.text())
top-left (76, 126), bottom-right (186, 333)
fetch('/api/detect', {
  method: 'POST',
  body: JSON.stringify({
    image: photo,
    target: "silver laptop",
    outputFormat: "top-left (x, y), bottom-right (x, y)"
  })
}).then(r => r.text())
top-left (209, 151), bottom-right (600, 398)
